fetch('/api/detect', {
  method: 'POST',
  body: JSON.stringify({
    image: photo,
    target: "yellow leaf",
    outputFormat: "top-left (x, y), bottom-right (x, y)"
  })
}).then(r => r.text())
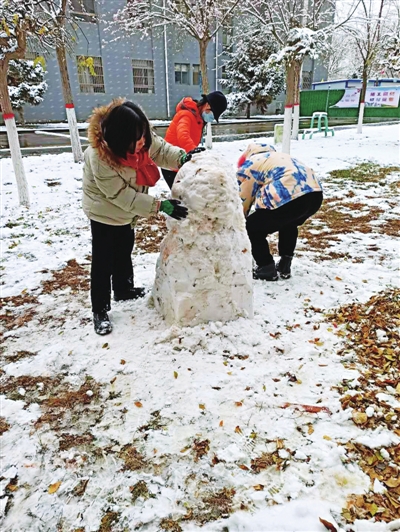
top-left (134, 401), bottom-right (143, 408)
top-left (352, 411), bottom-right (368, 425)
top-left (180, 445), bottom-right (190, 453)
top-left (48, 481), bottom-right (61, 494)
top-left (384, 477), bottom-right (400, 488)
top-left (253, 484), bottom-right (264, 491)
top-left (395, 383), bottom-right (400, 395)
top-left (249, 431), bottom-right (257, 439)
top-left (199, 404), bottom-right (205, 410)
top-left (235, 425), bottom-right (242, 434)
top-left (227, 371), bottom-right (232, 375)
top-left (315, 341), bottom-right (324, 347)
top-left (308, 424), bottom-right (314, 435)
top-left (174, 371), bottom-right (178, 379)
top-left (223, 360), bottom-right (228, 366)
top-left (13, 14), bottom-right (19, 25)
top-left (38, 26), bottom-right (46, 35)
top-left (263, 384), bottom-right (266, 391)
top-left (6, 484), bottom-right (18, 492)
top-left (2, 18), bottom-right (11, 37)
top-left (323, 435), bottom-right (332, 441)
top-left (219, 420), bottom-right (224, 427)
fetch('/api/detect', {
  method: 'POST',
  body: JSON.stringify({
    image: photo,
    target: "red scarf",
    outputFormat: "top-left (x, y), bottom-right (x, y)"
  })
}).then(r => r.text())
top-left (119, 149), bottom-right (160, 187)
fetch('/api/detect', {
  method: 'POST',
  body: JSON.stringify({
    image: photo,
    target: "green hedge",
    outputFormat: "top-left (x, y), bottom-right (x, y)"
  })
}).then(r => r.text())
top-left (300, 89), bottom-right (400, 118)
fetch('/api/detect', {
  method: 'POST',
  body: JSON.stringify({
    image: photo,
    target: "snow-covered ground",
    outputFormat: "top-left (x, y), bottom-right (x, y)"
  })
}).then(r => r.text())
top-left (1, 125), bottom-right (399, 532)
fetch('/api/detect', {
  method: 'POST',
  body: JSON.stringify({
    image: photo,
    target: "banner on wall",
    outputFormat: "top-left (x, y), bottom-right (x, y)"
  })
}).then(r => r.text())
top-left (331, 87), bottom-right (400, 108)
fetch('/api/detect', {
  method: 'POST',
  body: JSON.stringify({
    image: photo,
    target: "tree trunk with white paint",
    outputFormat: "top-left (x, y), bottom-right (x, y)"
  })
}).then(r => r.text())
top-left (357, 67), bottom-right (368, 134)
top-left (291, 61), bottom-right (302, 140)
top-left (205, 122), bottom-right (212, 149)
top-left (282, 62), bottom-right (296, 154)
top-left (0, 62), bottom-right (30, 207)
top-left (56, 45), bottom-right (83, 162)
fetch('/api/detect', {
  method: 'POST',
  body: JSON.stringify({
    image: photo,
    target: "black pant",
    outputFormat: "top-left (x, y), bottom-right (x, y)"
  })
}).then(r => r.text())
top-left (161, 168), bottom-right (178, 190)
top-left (90, 220), bottom-right (135, 313)
top-left (246, 192), bottom-right (323, 267)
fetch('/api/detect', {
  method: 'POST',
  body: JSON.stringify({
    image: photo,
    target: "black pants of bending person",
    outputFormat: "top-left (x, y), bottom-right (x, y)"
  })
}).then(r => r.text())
top-left (246, 192), bottom-right (323, 267)
top-left (161, 168), bottom-right (178, 190)
top-left (90, 220), bottom-right (135, 313)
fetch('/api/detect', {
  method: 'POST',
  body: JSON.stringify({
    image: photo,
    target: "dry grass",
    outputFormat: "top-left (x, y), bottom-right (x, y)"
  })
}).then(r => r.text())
top-left (135, 216), bottom-right (168, 253)
top-left (328, 163), bottom-right (400, 183)
top-left (130, 480), bottom-right (152, 503)
top-left (97, 511), bottom-right (119, 532)
top-left (192, 439), bottom-right (210, 462)
top-left (183, 487), bottom-right (236, 524)
top-left (59, 432), bottom-right (95, 451)
top-left (2, 350), bottom-right (37, 364)
top-left (160, 518), bottom-right (183, 532)
top-left (118, 445), bottom-right (147, 471)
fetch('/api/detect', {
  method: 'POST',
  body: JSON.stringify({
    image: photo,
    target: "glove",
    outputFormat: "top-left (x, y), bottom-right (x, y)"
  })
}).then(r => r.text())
top-left (159, 199), bottom-right (188, 220)
top-left (179, 147), bottom-right (206, 166)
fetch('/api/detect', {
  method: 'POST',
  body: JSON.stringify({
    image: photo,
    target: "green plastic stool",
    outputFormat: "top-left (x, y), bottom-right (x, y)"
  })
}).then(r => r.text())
top-left (302, 112), bottom-right (334, 139)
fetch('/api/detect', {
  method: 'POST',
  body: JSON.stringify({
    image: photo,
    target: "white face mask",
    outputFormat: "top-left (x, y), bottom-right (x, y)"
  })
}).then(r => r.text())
top-left (202, 111), bottom-right (215, 123)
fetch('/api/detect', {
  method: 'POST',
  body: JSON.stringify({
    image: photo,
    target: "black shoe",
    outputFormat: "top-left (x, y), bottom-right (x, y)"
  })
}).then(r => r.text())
top-left (114, 287), bottom-right (146, 302)
top-left (93, 311), bottom-right (112, 335)
top-left (253, 263), bottom-right (278, 281)
top-left (277, 255), bottom-right (293, 279)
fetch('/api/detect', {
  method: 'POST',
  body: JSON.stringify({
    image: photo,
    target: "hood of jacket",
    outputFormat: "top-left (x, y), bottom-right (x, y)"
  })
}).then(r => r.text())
top-left (87, 97), bottom-right (126, 169)
top-left (175, 97), bottom-right (201, 118)
top-left (244, 142), bottom-right (276, 159)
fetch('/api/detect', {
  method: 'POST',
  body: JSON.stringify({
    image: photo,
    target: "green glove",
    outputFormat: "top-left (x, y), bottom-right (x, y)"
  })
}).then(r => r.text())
top-left (159, 199), bottom-right (188, 220)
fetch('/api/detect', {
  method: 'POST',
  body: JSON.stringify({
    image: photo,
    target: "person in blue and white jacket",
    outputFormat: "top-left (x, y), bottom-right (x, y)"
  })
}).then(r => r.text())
top-left (237, 142), bottom-right (323, 281)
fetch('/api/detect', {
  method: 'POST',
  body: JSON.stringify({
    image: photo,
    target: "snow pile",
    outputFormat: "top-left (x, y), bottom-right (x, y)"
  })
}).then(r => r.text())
top-left (153, 151), bottom-right (253, 326)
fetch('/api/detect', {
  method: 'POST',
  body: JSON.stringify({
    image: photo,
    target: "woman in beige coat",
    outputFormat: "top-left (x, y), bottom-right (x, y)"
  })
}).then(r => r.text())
top-left (83, 99), bottom-right (194, 335)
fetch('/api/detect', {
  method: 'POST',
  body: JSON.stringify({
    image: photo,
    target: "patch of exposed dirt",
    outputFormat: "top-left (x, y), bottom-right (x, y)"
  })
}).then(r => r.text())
top-left (118, 445), bottom-right (148, 471)
top-left (2, 350), bottom-right (37, 364)
top-left (0, 417), bottom-right (10, 435)
top-left (183, 487), bottom-right (236, 525)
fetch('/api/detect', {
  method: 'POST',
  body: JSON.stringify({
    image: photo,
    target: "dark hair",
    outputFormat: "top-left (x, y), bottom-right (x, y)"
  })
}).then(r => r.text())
top-left (197, 96), bottom-right (207, 107)
top-left (101, 101), bottom-right (152, 158)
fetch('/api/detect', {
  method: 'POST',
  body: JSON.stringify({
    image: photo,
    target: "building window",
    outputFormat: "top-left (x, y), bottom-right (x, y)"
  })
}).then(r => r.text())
top-left (192, 64), bottom-right (200, 86)
top-left (302, 70), bottom-right (313, 90)
top-left (132, 59), bottom-right (155, 94)
top-left (70, 0), bottom-right (96, 22)
top-left (175, 63), bottom-right (190, 84)
top-left (77, 56), bottom-right (105, 93)
top-left (222, 17), bottom-right (234, 53)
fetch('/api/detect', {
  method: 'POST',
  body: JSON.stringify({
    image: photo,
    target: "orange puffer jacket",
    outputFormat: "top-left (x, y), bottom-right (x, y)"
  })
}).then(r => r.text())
top-left (164, 97), bottom-right (204, 153)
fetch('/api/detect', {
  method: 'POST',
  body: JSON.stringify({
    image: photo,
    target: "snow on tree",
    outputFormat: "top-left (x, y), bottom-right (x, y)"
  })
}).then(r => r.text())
top-left (342, 0), bottom-right (396, 133)
top-left (0, 0), bottom-right (50, 207)
top-left (379, 34), bottom-right (400, 76)
top-left (107, 0), bottom-right (241, 95)
top-left (220, 24), bottom-right (285, 118)
top-left (243, 0), bottom-right (343, 153)
top-left (8, 59), bottom-right (47, 125)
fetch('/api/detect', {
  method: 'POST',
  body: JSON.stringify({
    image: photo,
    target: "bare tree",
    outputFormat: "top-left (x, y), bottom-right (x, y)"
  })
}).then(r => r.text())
top-left (107, 0), bottom-right (241, 94)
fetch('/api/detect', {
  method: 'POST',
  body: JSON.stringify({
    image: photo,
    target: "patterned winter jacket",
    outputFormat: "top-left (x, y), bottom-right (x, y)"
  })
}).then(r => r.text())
top-left (237, 143), bottom-right (322, 216)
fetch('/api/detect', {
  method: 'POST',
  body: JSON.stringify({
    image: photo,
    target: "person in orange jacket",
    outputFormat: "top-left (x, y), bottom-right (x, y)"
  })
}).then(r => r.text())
top-left (161, 91), bottom-right (228, 188)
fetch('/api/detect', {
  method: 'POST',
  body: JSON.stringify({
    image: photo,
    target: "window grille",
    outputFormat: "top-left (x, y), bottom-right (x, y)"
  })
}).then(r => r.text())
top-left (132, 59), bottom-right (155, 94)
top-left (302, 70), bottom-right (313, 90)
top-left (70, 0), bottom-right (96, 22)
top-left (77, 56), bottom-right (105, 93)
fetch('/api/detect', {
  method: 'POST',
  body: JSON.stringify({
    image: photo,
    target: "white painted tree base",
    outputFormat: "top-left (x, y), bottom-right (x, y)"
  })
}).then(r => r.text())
top-left (66, 106), bottom-right (84, 163)
top-left (205, 122), bottom-right (212, 149)
top-left (357, 102), bottom-right (365, 134)
top-left (5, 116), bottom-right (30, 207)
top-left (291, 104), bottom-right (300, 140)
top-left (153, 151), bottom-right (253, 326)
top-left (282, 106), bottom-right (293, 154)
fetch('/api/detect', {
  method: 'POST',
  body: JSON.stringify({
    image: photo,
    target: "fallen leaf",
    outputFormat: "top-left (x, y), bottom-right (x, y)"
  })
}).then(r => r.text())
top-left (384, 477), bottom-right (400, 488)
top-left (323, 435), bottom-right (332, 441)
top-left (395, 383), bottom-right (400, 395)
top-left (219, 420), bottom-right (224, 427)
top-left (6, 484), bottom-right (18, 492)
top-left (335, 276), bottom-right (342, 281)
top-left (174, 371), bottom-right (178, 379)
top-left (235, 401), bottom-right (243, 407)
top-left (308, 424), bottom-right (314, 435)
top-left (352, 411), bottom-right (368, 425)
top-left (282, 403), bottom-right (332, 415)
top-left (238, 464), bottom-right (249, 470)
top-left (110, 377), bottom-right (116, 384)
top-left (319, 517), bottom-right (337, 532)
top-left (48, 481), bottom-right (62, 494)
top-left (134, 401), bottom-right (143, 408)
top-left (235, 425), bottom-right (242, 434)
top-left (253, 484), bottom-right (264, 491)
top-left (199, 404), bottom-right (205, 410)
top-left (102, 343), bottom-right (108, 349)
top-left (120, 359), bottom-right (126, 365)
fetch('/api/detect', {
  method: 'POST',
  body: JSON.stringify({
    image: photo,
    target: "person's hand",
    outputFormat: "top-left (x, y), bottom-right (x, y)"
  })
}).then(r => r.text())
top-left (159, 199), bottom-right (188, 220)
top-left (179, 147), bottom-right (206, 166)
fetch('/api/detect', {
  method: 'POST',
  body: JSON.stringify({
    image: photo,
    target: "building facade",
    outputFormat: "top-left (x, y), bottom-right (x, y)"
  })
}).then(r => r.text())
top-left (19, 0), bottom-right (327, 122)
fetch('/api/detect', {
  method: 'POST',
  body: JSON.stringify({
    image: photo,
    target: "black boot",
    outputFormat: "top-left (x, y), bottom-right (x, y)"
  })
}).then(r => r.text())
top-left (93, 311), bottom-right (112, 335)
top-left (114, 287), bottom-right (146, 302)
top-left (277, 255), bottom-right (293, 279)
top-left (253, 263), bottom-right (278, 281)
